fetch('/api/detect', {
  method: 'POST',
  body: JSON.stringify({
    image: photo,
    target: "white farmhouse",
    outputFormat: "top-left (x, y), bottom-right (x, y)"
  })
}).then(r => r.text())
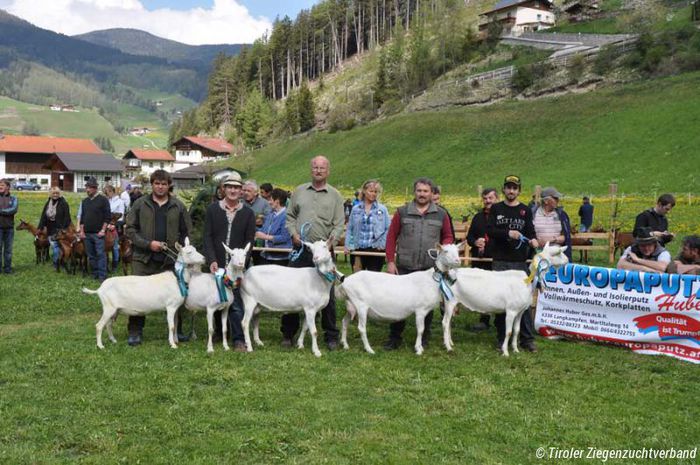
top-left (479, 0), bottom-right (556, 36)
top-left (171, 136), bottom-right (233, 171)
top-left (123, 149), bottom-right (175, 176)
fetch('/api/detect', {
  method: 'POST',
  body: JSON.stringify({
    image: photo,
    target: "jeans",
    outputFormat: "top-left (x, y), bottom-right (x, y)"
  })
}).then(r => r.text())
top-left (579, 224), bottom-right (590, 233)
top-left (493, 260), bottom-right (535, 345)
top-left (49, 237), bottom-right (61, 267)
top-left (84, 233), bottom-right (107, 280)
top-left (0, 227), bottom-right (14, 273)
top-left (111, 231), bottom-right (120, 269)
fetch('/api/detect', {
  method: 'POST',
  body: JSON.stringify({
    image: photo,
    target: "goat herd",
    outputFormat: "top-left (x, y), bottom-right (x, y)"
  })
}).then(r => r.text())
top-left (83, 238), bottom-right (569, 358)
top-left (17, 215), bottom-right (132, 275)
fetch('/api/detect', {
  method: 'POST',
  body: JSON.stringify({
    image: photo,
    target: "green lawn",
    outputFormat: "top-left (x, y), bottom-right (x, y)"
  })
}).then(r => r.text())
top-left (224, 71), bottom-right (700, 197)
top-left (1, 193), bottom-right (698, 464)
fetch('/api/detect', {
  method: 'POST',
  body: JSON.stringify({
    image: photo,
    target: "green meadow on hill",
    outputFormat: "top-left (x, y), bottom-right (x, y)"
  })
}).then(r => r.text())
top-left (222, 71), bottom-right (700, 197)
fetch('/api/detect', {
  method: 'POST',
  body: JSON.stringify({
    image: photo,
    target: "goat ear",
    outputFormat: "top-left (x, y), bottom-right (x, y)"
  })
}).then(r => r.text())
top-left (560, 246), bottom-right (568, 253)
top-left (244, 242), bottom-right (251, 254)
top-left (436, 242), bottom-right (443, 252)
top-left (303, 241), bottom-right (313, 250)
top-left (184, 237), bottom-right (191, 247)
top-left (222, 242), bottom-right (235, 256)
top-left (326, 236), bottom-right (335, 248)
top-left (174, 242), bottom-right (182, 252)
top-left (544, 241), bottom-right (550, 250)
top-left (456, 241), bottom-right (467, 250)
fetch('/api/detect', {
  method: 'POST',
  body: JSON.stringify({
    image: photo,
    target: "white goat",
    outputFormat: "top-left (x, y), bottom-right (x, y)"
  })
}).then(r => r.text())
top-left (442, 242), bottom-right (569, 356)
top-left (84, 237), bottom-right (205, 349)
top-left (335, 243), bottom-right (463, 355)
top-left (184, 243), bottom-right (249, 353)
top-left (239, 239), bottom-right (341, 357)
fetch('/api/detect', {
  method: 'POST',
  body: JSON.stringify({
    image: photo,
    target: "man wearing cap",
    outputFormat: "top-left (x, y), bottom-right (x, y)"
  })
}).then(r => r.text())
top-left (532, 186), bottom-right (572, 262)
top-left (487, 175), bottom-right (539, 352)
top-left (125, 169), bottom-right (192, 346)
top-left (203, 172), bottom-right (256, 351)
top-left (284, 155), bottom-right (345, 350)
top-left (617, 227), bottom-right (672, 273)
top-left (79, 177), bottom-right (111, 282)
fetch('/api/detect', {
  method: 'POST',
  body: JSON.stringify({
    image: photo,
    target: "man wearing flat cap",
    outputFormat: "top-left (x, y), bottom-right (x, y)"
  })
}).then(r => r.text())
top-left (487, 175), bottom-right (540, 352)
top-left (532, 186), bottom-right (572, 262)
top-left (79, 177), bottom-right (111, 282)
top-left (617, 227), bottom-right (671, 273)
top-left (203, 172), bottom-right (256, 351)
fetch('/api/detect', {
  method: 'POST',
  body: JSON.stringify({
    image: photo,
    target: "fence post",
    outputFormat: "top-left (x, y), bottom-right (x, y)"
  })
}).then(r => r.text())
top-left (534, 185), bottom-right (542, 206)
top-left (477, 185), bottom-right (482, 197)
top-left (608, 183), bottom-right (618, 264)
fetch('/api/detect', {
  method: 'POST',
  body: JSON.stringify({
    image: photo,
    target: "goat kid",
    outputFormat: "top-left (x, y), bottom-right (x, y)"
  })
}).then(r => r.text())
top-left (185, 242), bottom-right (249, 353)
top-left (335, 243), bottom-right (463, 355)
top-left (84, 237), bottom-right (205, 349)
top-left (442, 243), bottom-right (569, 356)
top-left (239, 239), bottom-right (342, 357)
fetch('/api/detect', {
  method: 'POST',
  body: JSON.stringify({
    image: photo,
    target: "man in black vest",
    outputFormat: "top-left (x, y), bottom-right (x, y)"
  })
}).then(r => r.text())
top-left (487, 175), bottom-right (539, 353)
top-left (383, 177), bottom-right (454, 350)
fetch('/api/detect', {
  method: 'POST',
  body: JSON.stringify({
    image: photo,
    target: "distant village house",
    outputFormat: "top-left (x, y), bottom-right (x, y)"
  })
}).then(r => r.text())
top-left (123, 149), bottom-right (175, 176)
top-left (479, 0), bottom-right (556, 36)
top-left (172, 136), bottom-right (233, 171)
top-left (0, 135), bottom-right (103, 190)
top-left (43, 153), bottom-right (123, 192)
top-left (129, 127), bottom-right (152, 136)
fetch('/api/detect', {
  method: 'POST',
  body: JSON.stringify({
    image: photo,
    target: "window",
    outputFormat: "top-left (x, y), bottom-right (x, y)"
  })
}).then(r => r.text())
top-left (149, 162), bottom-right (154, 168)
top-left (84, 176), bottom-right (90, 181)
top-left (537, 13), bottom-right (542, 20)
top-left (41, 179), bottom-right (48, 185)
top-left (29, 178), bottom-right (37, 184)
top-left (105, 176), bottom-right (111, 182)
top-left (160, 162), bottom-right (164, 168)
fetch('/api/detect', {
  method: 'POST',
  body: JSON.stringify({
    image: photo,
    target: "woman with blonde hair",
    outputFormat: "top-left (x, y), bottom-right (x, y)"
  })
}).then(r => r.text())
top-left (344, 179), bottom-right (390, 272)
top-left (38, 187), bottom-right (72, 269)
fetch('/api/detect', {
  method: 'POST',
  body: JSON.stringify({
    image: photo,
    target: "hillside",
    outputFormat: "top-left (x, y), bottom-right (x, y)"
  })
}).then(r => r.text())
top-left (219, 71), bottom-right (700, 195)
top-left (74, 28), bottom-right (244, 69)
top-left (0, 95), bottom-right (168, 154)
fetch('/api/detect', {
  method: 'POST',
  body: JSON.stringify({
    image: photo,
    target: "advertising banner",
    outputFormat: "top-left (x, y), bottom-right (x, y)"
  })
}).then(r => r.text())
top-left (535, 264), bottom-right (700, 364)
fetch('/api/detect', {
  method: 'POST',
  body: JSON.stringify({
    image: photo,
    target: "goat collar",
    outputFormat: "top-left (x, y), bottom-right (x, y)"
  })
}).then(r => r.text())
top-left (173, 261), bottom-right (190, 297)
top-left (432, 268), bottom-right (455, 301)
top-left (316, 267), bottom-right (338, 283)
top-left (525, 256), bottom-right (550, 289)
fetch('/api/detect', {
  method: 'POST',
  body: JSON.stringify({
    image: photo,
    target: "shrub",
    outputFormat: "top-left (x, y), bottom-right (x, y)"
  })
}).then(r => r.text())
top-left (511, 64), bottom-right (534, 93)
top-left (593, 45), bottom-right (617, 75)
top-left (567, 54), bottom-right (586, 84)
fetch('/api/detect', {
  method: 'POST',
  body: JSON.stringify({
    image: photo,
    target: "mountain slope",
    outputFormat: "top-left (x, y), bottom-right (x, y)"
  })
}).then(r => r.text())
top-left (218, 71), bottom-right (700, 196)
top-left (74, 28), bottom-right (244, 69)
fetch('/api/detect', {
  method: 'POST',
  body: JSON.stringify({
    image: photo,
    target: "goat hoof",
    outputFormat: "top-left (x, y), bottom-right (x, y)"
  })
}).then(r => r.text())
top-left (97, 344), bottom-right (105, 350)
top-left (255, 340), bottom-right (265, 347)
top-left (367, 349), bottom-right (375, 355)
top-left (313, 351), bottom-right (322, 358)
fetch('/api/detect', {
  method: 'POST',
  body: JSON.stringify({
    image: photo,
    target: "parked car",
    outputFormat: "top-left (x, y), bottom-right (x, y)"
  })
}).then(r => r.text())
top-left (11, 180), bottom-right (41, 191)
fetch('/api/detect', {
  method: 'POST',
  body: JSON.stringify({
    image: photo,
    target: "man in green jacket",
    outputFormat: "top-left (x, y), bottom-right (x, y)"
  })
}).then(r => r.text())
top-left (125, 170), bottom-right (192, 346)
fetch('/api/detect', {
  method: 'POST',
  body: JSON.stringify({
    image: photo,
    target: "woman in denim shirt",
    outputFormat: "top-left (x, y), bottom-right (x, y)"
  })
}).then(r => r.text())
top-left (255, 188), bottom-right (292, 265)
top-left (344, 180), bottom-right (390, 271)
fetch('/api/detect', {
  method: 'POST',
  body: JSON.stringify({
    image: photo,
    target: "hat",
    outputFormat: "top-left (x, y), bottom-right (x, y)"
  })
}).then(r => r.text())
top-left (222, 172), bottom-right (243, 187)
top-left (541, 187), bottom-right (562, 200)
top-left (85, 177), bottom-right (98, 188)
top-left (503, 175), bottom-right (521, 187)
top-left (634, 227), bottom-right (658, 245)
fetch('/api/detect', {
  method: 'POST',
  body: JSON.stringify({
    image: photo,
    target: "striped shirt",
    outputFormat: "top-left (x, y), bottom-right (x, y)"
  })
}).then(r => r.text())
top-left (534, 207), bottom-right (561, 243)
top-left (357, 204), bottom-right (377, 249)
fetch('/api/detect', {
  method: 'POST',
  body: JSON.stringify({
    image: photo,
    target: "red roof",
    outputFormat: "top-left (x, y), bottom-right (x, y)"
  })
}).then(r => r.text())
top-left (125, 149), bottom-right (174, 161)
top-left (0, 135), bottom-right (102, 154)
top-left (175, 136), bottom-right (233, 154)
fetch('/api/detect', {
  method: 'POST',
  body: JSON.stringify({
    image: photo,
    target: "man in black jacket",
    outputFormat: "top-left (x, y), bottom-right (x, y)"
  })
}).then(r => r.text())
top-left (466, 187), bottom-right (498, 332)
top-left (125, 170), bottom-right (192, 346)
top-left (203, 173), bottom-right (256, 351)
top-left (633, 193), bottom-right (675, 246)
top-left (487, 175), bottom-right (539, 352)
top-left (79, 177), bottom-right (111, 282)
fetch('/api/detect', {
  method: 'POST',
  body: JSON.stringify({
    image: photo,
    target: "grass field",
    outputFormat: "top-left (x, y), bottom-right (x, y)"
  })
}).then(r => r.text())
top-left (1, 192), bottom-right (698, 464)
top-left (224, 71), bottom-right (700, 198)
